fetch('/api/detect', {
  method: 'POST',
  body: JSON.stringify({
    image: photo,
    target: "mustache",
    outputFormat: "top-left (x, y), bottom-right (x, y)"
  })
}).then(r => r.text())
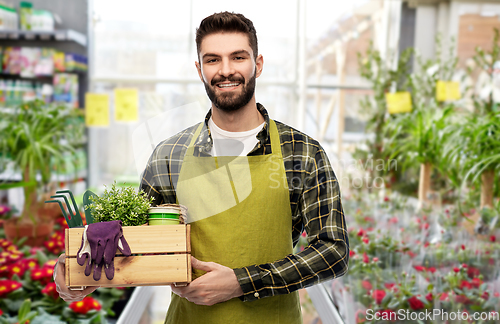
top-left (211, 76), bottom-right (245, 86)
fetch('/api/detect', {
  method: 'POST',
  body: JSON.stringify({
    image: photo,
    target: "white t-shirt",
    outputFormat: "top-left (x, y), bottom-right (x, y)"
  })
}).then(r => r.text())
top-left (208, 117), bottom-right (265, 156)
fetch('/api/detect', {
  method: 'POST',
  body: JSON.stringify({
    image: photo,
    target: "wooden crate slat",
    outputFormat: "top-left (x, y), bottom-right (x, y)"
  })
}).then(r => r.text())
top-left (67, 254), bottom-right (189, 287)
top-left (66, 225), bottom-right (188, 256)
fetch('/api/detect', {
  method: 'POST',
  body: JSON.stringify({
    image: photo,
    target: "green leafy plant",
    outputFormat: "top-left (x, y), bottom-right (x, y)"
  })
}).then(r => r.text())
top-left (87, 183), bottom-right (154, 226)
top-left (0, 100), bottom-right (81, 225)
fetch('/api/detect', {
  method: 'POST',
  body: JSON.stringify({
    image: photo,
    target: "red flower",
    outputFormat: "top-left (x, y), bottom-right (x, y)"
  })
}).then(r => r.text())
top-left (373, 290), bottom-right (386, 304)
top-left (467, 266), bottom-right (480, 278)
top-left (425, 293), bottom-right (433, 302)
top-left (461, 244), bottom-right (465, 250)
top-left (482, 291), bottom-right (489, 300)
top-left (0, 279), bottom-right (22, 297)
top-left (453, 267), bottom-right (460, 273)
top-left (384, 196), bottom-right (389, 202)
top-left (490, 235), bottom-right (496, 242)
top-left (424, 242), bottom-right (430, 248)
top-left (455, 294), bottom-right (471, 305)
top-left (31, 267), bottom-right (53, 285)
top-left (427, 267), bottom-right (436, 273)
top-left (349, 250), bottom-right (356, 257)
top-left (357, 229), bottom-right (365, 237)
top-left (362, 252), bottom-right (370, 263)
top-left (0, 239), bottom-right (12, 249)
top-left (470, 278), bottom-right (482, 288)
top-left (423, 223), bottom-right (429, 230)
top-left (8, 261), bottom-right (27, 278)
top-left (69, 296), bottom-right (101, 314)
top-left (414, 265), bottom-right (426, 272)
top-left (362, 237), bottom-right (369, 244)
top-left (439, 292), bottom-right (449, 301)
top-left (461, 263), bottom-right (468, 268)
top-left (459, 280), bottom-right (472, 290)
top-left (41, 282), bottom-right (59, 300)
top-left (408, 296), bottom-right (425, 310)
top-left (361, 280), bottom-right (372, 291)
top-left (384, 283), bottom-right (396, 290)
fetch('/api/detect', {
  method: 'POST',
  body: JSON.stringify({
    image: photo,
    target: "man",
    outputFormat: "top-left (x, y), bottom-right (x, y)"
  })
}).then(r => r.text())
top-left (55, 11), bottom-right (349, 323)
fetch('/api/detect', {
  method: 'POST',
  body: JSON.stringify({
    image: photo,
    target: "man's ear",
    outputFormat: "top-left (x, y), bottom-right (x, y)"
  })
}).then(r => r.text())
top-left (195, 61), bottom-right (204, 82)
top-left (255, 54), bottom-right (264, 78)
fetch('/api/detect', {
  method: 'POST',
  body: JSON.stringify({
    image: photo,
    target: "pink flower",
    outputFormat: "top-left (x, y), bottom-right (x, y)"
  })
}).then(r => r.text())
top-left (384, 196), bottom-right (389, 202)
top-left (361, 280), bottom-right (372, 291)
top-left (372, 257), bottom-right (379, 262)
top-left (362, 237), bottom-right (369, 244)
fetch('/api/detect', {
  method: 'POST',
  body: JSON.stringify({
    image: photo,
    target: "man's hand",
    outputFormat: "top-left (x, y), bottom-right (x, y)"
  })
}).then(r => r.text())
top-left (54, 253), bottom-right (99, 302)
top-left (171, 256), bottom-right (244, 306)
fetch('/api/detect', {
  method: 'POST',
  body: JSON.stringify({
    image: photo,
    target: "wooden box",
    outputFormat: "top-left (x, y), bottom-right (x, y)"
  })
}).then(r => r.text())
top-left (65, 225), bottom-right (191, 288)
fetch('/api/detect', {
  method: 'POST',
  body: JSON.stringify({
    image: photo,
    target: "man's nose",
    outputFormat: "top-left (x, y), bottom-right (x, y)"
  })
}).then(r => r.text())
top-left (218, 58), bottom-right (235, 77)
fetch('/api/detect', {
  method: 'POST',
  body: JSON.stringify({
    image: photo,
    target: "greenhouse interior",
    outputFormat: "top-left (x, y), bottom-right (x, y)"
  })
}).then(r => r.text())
top-left (1, 0), bottom-right (500, 323)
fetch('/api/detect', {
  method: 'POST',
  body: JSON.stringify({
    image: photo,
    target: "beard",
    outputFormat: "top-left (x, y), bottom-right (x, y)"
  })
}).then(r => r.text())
top-left (203, 70), bottom-right (256, 113)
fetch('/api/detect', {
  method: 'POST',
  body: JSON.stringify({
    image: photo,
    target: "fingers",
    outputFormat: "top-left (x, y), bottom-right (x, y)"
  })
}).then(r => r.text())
top-left (191, 256), bottom-right (216, 272)
top-left (54, 253), bottom-right (99, 303)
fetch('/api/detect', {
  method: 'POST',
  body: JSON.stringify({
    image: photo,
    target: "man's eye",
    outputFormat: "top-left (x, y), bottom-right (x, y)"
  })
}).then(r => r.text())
top-left (234, 57), bottom-right (244, 60)
top-left (206, 59), bottom-right (217, 63)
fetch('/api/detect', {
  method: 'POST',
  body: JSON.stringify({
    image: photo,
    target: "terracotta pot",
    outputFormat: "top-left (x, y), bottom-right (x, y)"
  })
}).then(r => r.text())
top-left (3, 219), bottom-right (55, 247)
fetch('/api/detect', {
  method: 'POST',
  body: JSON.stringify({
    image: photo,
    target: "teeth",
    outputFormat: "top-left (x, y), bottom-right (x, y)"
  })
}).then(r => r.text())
top-left (218, 83), bottom-right (240, 88)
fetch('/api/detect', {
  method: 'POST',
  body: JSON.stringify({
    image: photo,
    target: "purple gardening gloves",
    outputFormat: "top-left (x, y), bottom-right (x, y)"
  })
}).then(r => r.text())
top-left (76, 220), bottom-right (131, 281)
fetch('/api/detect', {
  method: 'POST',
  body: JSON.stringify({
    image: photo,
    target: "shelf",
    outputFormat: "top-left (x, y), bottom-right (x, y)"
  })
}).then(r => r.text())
top-left (0, 29), bottom-right (87, 47)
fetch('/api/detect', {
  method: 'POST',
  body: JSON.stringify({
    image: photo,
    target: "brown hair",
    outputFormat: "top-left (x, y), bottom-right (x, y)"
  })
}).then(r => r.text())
top-left (195, 12), bottom-right (258, 60)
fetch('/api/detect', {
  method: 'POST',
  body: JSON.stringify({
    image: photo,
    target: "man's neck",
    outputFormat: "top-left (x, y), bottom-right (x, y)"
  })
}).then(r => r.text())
top-left (211, 98), bottom-right (264, 132)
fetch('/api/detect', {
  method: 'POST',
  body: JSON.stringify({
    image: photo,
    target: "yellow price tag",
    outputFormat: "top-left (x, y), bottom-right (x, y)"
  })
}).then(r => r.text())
top-left (85, 94), bottom-right (109, 127)
top-left (114, 88), bottom-right (138, 122)
top-left (436, 80), bottom-right (461, 102)
top-left (386, 92), bottom-right (412, 114)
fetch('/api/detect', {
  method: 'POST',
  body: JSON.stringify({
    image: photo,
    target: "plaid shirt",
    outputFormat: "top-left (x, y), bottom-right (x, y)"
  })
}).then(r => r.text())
top-left (140, 103), bottom-right (349, 302)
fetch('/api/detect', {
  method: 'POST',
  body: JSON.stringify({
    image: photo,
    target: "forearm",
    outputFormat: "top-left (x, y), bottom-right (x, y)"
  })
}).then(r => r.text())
top-left (233, 237), bottom-right (349, 302)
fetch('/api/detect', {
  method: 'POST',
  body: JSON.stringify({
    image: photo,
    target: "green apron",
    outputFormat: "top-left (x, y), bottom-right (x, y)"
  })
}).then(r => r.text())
top-left (165, 120), bottom-right (302, 324)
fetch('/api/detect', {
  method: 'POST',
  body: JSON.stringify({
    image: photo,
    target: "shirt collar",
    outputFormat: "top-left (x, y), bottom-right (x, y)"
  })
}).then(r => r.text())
top-left (194, 103), bottom-right (270, 155)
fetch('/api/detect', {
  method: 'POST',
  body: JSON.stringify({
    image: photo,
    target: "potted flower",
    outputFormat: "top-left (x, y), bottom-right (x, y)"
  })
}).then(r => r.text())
top-left (0, 100), bottom-right (81, 246)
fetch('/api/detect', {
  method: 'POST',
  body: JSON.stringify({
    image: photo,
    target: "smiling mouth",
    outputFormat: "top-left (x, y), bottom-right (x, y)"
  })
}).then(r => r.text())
top-left (217, 82), bottom-right (241, 88)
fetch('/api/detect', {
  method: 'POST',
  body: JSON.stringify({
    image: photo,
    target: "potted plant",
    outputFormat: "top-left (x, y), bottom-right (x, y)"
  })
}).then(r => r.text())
top-left (0, 100), bottom-right (81, 246)
top-left (86, 182), bottom-right (154, 226)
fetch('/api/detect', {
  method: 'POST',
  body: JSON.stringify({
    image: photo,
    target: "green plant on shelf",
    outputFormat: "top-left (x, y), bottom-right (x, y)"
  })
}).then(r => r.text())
top-left (0, 100), bottom-right (83, 227)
